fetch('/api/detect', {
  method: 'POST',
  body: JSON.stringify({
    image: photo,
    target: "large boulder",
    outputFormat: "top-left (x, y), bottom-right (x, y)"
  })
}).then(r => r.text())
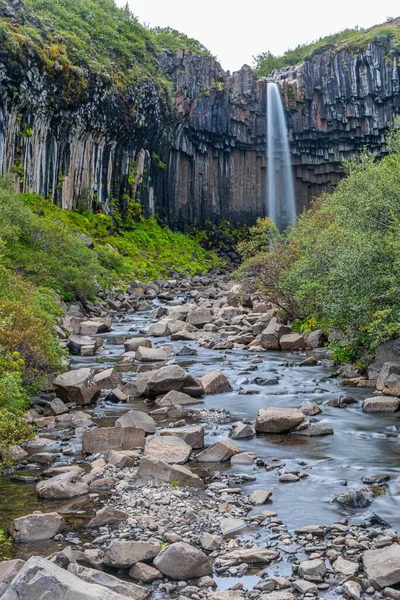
top-left (103, 540), bottom-right (161, 569)
top-left (1, 556), bottom-right (131, 599)
top-left (260, 318), bottom-right (291, 350)
top-left (87, 506), bottom-right (128, 528)
top-left (144, 435), bottom-right (192, 464)
top-left (82, 427), bottom-right (145, 454)
top-left (67, 335), bottom-right (102, 356)
top-left (363, 396), bottom-right (400, 412)
top-left (369, 339), bottom-right (400, 379)
top-left (196, 439), bottom-right (239, 462)
top-left (298, 559), bottom-right (327, 582)
top-left (254, 408), bottom-right (305, 433)
top-left (187, 309), bottom-right (213, 329)
top-left (134, 457), bottom-right (204, 488)
top-left (279, 333), bottom-right (306, 351)
top-left (115, 410), bottom-right (156, 434)
top-left (306, 329), bottom-right (327, 349)
top-left (93, 368), bottom-right (122, 390)
top-left (37, 471), bottom-right (89, 500)
top-left (67, 564), bottom-right (149, 600)
top-left (153, 542), bottom-right (212, 580)
top-left (200, 371), bottom-right (232, 394)
top-left (140, 365), bottom-right (203, 398)
top-left (54, 368), bottom-right (99, 406)
top-left (362, 544), bottom-right (400, 588)
top-left (377, 362), bottom-right (400, 396)
top-left (124, 338), bottom-right (152, 352)
top-left (159, 426), bottom-right (204, 449)
top-left (156, 390), bottom-right (202, 406)
top-left (0, 560), bottom-right (25, 596)
top-left (9, 512), bottom-right (64, 542)
top-left (215, 548), bottom-right (279, 567)
top-left (135, 346), bottom-right (168, 362)
top-left (79, 320), bottom-right (111, 335)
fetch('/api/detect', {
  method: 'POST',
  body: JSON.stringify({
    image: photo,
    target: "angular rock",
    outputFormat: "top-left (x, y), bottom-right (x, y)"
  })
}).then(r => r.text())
top-left (306, 329), bottom-right (327, 349)
top-left (153, 542), bottom-right (212, 580)
top-left (107, 450), bottom-right (138, 468)
top-left (196, 439), bottom-right (239, 462)
top-left (79, 320), bottom-right (111, 335)
top-left (54, 368), bottom-right (99, 406)
top-left (134, 457), bottom-right (204, 488)
top-left (93, 368), bottom-right (123, 390)
top-left (216, 547), bottom-right (279, 567)
top-left (43, 397), bottom-right (69, 416)
top-left (333, 556), bottom-right (358, 576)
top-left (37, 471), bottom-right (89, 500)
top-left (0, 560), bottom-right (25, 596)
top-left (231, 452), bottom-right (256, 464)
top-left (187, 309), bottom-right (213, 329)
top-left (67, 335), bottom-right (102, 356)
top-left (200, 532), bottom-right (222, 551)
top-left (298, 558), bottom-right (326, 582)
top-left (129, 562), bottom-right (161, 583)
top-left (141, 365), bottom-right (203, 398)
top-left (261, 593), bottom-right (295, 600)
top-left (220, 517), bottom-right (246, 534)
top-left (135, 346), bottom-right (168, 362)
top-left (159, 426), bottom-right (204, 449)
top-left (156, 389), bottom-right (202, 406)
top-left (255, 408), bottom-right (305, 433)
top-left (200, 371), bottom-right (232, 394)
top-left (249, 490), bottom-right (273, 505)
top-left (261, 318), bottom-right (291, 350)
top-left (144, 435), bottom-right (192, 464)
top-left (363, 396), bottom-right (400, 412)
top-left (377, 362), bottom-right (400, 396)
top-left (291, 422), bottom-right (334, 436)
top-left (230, 422), bottom-right (255, 439)
top-left (82, 427), bottom-right (145, 454)
top-left (293, 580), bottom-right (318, 594)
top-left (280, 333), bottom-right (306, 350)
top-left (9, 512), bottom-right (64, 542)
top-left (115, 410), bottom-right (156, 434)
top-left (362, 544), bottom-right (400, 588)
top-left (124, 338), bottom-right (152, 352)
top-left (68, 564), bottom-right (149, 600)
top-left (103, 540), bottom-right (161, 569)
top-left (336, 490), bottom-right (371, 509)
top-left (148, 322), bottom-right (169, 337)
top-left (87, 506), bottom-right (128, 528)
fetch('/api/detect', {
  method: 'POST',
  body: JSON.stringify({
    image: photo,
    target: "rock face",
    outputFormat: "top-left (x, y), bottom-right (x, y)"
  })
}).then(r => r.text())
top-left (153, 542), bottom-right (212, 580)
top-left (254, 408), bottom-right (305, 433)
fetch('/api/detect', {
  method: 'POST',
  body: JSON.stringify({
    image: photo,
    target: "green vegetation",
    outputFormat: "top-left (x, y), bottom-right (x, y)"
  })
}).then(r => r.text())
top-left (254, 19), bottom-right (400, 77)
top-left (151, 26), bottom-right (211, 57)
top-left (236, 117), bottom-right (400, 367)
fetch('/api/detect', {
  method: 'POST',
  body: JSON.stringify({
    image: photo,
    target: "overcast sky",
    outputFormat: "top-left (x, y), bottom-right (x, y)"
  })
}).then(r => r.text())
top-left (116, 0), bottom-right (400, 72)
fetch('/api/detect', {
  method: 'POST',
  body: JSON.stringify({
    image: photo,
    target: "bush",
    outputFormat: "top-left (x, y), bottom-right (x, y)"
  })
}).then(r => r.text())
top-left (237, 218), bottom-right (279, 260)
top-left (0, 410), bottom-right (34, 465)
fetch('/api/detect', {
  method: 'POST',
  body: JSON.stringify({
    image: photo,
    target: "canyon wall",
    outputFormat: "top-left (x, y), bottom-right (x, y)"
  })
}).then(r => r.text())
top-left (1, 1), bottom-right (400, 227)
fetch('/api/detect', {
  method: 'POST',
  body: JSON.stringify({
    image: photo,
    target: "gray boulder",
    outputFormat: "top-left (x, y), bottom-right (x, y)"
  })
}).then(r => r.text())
top-left (363, 396), bottom-right (400, 412)
top-left (0, 560), bottom-right (25, 596)
top-left (124, 338), bottom-right (152, 352)
top-left (156, 390), bottom-right (202, 407)
top-left (362, 544), bottom-right (400, 588)
top-left (93, 368), bottom-right (123, 390)
top-left (200, 371), bottom-right (232, 394)
top-left (280, 333), bottom-right (306, 350)
top-left (37, 471), bottom-right (89, 500)
top-left (54, 368), bottom-right (99, 406)
top-left (9, 512), bottom-right (64, 542)
top-left (298, 558), bottom-right (326, 582)
top-left (115, 410), bottom-right (156, 434)
top-left (87, 506), bottom-right (128, 528)
top-left (196, 439), bottom-right (239, 462)
top-left (377, 362), bottom-right (400, 396)
top-left (187, 309), bottom-right (213, 329)
top-left (144, 435), bottom-right (192, 464)
top-left (153, 542), bottom-right (212, 580)
top-left (103, 540), bottom-right (161, 569)
top-left (261, 318), bottom-right (291, 350)
top-left (134, 457), bottom-right (204, 488)
top-left (139, 365), bottom-right (203, 398)
top-left (82, 427), bottom-right (145, 454)
top-left (68, 564), bottom-right (149, 600)
top-left (135, 347), bottom-right (168, 362)
top-left (159, 426), bottom-right (204, 449)
top-left (128, 562), bottom-right (161, 583)
top-left (254, 408), bottom-right (305, 433)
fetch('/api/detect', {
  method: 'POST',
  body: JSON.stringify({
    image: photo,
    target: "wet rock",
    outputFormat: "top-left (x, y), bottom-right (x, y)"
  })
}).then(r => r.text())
top-left (363, 396), bottom-right (400, 412)
top-left (187, 309), bottom-right (213, 329)
top-left (103, 540), bottom-right (161, 569)
top-left (254, 407), bottom-right (305, 433)
top-left (200, 532), bottom-right (222, 551)
top-left (342, 580), bottom-right (361, 600)
top-left (68, 564), bottom-right (149, 600)
top-left (150, 405), bottom-right (188, 419)
top-left (148, 322), bottom-right (169, 336)
top-left (87, 506), bottom-right (128, 528)
top-left (231, 452), bottom-right (256, 464)
top-left (79, 320), bottom-right (111, 335)
top-left (93, 368), bottom-right (123, 390)
top-left (29, 452), bottom-right (57, 464)
top-left (54, 368), bottom-right (99, 406)
top-left (115, 410), bottom-right (156, 434)
top-left (136, 346), bottom-right (168, 362)
top-left (0, 560), bottom-right (25, 596)
top-left (153, 542), bottom-right (212, 580)
top-left (124, 338), bottom-right (152, 352)
top-left (129, 562), bottom-right (161, 583)
top-left (43, 397), bottom-right (69, 416)
top-left (220, 516), bottom-right (246, 534)
top-left (280, 333), bottom-right (306, 350)
top-left (216, 547), bottom-right (279, 567)
top-left (279, 473), bottom-right (300, 483)
top-left (144, 435), bottom-right (192, 464)
top-left (300, 404), bottom-right (322, 416)
top-left (176, 346), bottom-right (197, 356)
top-left (293, 580), bottom-right (318, 594)
top-left (249, 490), bottom-right (273, 504)
top-left (362, 544), bottom-right (400, 588)
top-left (134, 457), bottom-right (204, 488)
top-left (298, 558), bottom-right (326, 582)
top-left (42, 466), bottom-right (84, 478)
top-left (336, 490), bottom-right (371, 509)
top-left (141, 365), bottom-right (203, 398)
top-left (156, 389), bottom-right (202, 406)
top-left (37, 471), bottom-right (89, 500)
top-left (328, 395), bottom-right (357, 408)
top-left (1, 556), bottom-right (132, 600)
top-left (333, 556), bottom-right (358, 576)
top-left (159, 426), bottom-right (204, 449)
top-left (10, 512), bottom-right (64, 542)
top-left (196, 439), bottom-right (239, 462)
top-left (82, 427), bottom-right (145, 454)
top-left (230, 422), bottom-right (255, 439)
top-left (106, 388), bottom-right (127, 403)
top-left (377, 362), bottom-right (400, 396)
top-left (291, 422), bottom-right (334, 436)
top-left (200, 371), bottom-right (232, 394)
top-left (67, 335), bottom-right (102, 356)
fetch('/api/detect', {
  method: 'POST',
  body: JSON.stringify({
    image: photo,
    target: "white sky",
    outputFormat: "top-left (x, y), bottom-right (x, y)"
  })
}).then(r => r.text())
top-left (116, 0), bottom-right (400, 72)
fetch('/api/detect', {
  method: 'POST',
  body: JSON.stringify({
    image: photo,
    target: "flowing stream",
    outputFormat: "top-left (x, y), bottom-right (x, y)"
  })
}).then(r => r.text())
top-left (1, 295), bottom-right (400, 563)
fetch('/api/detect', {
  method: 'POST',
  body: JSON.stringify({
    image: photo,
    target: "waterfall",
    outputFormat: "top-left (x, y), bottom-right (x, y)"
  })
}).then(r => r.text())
top-left (267, 82), bottom-right (296, 231)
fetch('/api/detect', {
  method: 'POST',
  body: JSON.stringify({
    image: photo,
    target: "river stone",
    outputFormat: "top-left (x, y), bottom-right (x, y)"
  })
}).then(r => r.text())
top-left (68, 564), bottom-right (149, 600)
top-left (298, 558), bottom-right (327, 582)
top-left (230, 422), bottom-right (255, 439)
top-left (42, 466), bottom-right (85, 478)
top-left (79, 320), bottom-right (111, 335)
top-left (196, 439), bottom-right (239, 462)
top-left (200, 371), bottom-right (232, 394)
top-left (115, 410), bottom-right (156, 434)
top-left (362, 544), bottom-right (400, 588)
top-left (254, 408), bottom-right (305, 433)
top-left (260, 318), bottom-right (291, 350)
top-left (9, 512), bottom-right (64, 542)
top-left (44, 397), bottom-right (69, 416)
top-left (0, 560), bottom-right (25, 596)
top-left (159, 426), bottom-right (204, 448)
top-left (150, 405), bottom-right (188, 419)
top-left (231, 452), bottom-right (256, 464)
top-left (200, 532), bottom-right (222, 551)
top-left (142, 365), bottom-right (203, 397)
top-left (148, 322), bottom-right (169, 337)
top-left (306, 329), bottom-right (326, 349)
top-left (54, 368), bottom-right (99, 406)
top-left (153, 542), bottom-right (212, 580)
top-left (87, 506), bottom-right (128, 528)
top-left (216, 548), bottom-right (279, 567)
top-left (291, 422), bottom-right (334, 436)
top-left (187, 309), bottom-right (213, 329)
top-left (37, 471), bottom-right (89, 500)
top-left (156, 390), bottom-right (202, 406)
top-left (107, 450), bottom-right (138, 468)
top-left (93, 368), bottom-right (122, 390)
top-left (103, 540), bottom-right (161, 569)
top-left (293, 580), bottom-right (318, 594)
top-left (144, 435), bottom-right (192, 464)
top-left (211, 592), bottom-right (242, 600)
top-left (82, 427), bottom-right (145, 454)
top-left (377, 362), bottom-right (400, 396)
top-left (363, 396), bottom-right (400, 412)
top-left (67, 335), bottom-right (101, 356)
top-left (2, 556), bottom-right (132, 600)
top-left (220, 517), bottom-right (246, 534)
top-left (106, 388), bottom-right (127, 403)
top-left (129, 562), bottom-right (162, 583)
top-left (336, 490), bottom-right (371, 508)
top-left (260, 593), bottom-right (295, 600)
top-left (333, 556), bottom-right (358, 576)
top-left (134, 457), bottom-right (204, 488)
top-left (135, 346), bottom-right (168, 362)
top-left (342, 580), bottom-right (361, 600)
top-left (249, 490), bottom-right (273, 504)
top-left (280, 333), bottom-right (306, 350)
top-left (124, 338), bottom-right (152, 352)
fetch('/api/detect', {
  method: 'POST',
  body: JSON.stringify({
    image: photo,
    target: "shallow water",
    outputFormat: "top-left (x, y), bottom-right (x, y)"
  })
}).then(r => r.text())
top-left (3, 302), bottom-right (400, 562)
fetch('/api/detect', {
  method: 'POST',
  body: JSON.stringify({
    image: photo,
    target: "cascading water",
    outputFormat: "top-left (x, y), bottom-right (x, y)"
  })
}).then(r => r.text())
top-left (267, 82), bottom-right (296, 231)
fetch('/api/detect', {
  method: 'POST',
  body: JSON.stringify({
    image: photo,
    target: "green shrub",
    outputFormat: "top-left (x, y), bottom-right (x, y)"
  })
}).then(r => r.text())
top-left (237, 217), bottom-right (279, 260)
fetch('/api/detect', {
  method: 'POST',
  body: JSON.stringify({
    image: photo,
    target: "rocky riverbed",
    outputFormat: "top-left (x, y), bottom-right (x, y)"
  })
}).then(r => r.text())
top-left (1, 273), bottom-right (400, 599)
